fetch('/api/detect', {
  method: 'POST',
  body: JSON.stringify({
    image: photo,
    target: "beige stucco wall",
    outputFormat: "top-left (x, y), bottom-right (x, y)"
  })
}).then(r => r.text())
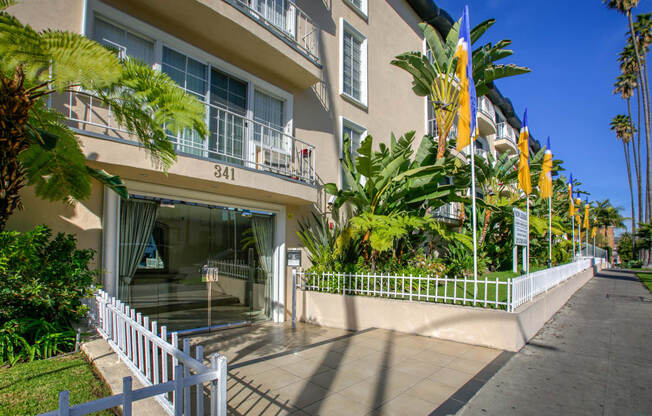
top-left (295, 0), bottom-right (426, 187)
top-left (6, 0), bottom-right (83, 32)
top-left (294, 265), bottom-right (600, 351)
top-left (6, 182), bottom-right (104, 270)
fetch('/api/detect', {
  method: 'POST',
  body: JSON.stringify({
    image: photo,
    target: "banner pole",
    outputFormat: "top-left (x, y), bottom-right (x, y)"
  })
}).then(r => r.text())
top-left (526, 196), bottom-right (530, 276)
top-left (470, 135), bottom-right (479, 299)
top-left (548, 196), bottom-right (552, 266)
top-left (572, 215), bottom-right (575, 260)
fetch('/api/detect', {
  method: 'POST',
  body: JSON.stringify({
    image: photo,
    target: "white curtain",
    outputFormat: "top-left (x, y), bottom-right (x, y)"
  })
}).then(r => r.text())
top-left (252, 215), bottom-right (274, 316)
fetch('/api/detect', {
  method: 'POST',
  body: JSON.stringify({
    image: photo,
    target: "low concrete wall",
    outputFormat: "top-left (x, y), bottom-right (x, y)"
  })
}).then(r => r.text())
top-left (296, 264), bottom-right (602, 352)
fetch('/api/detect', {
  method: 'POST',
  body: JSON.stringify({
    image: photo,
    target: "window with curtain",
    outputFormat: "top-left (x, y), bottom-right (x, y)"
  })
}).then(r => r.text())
top-left (209, 69), bottom-right (247, 162)
top-left (342, 29), bottom-right (363, 101)
top-left (93, 17), bottom-right (154, 65)
top-left (253, 90), bottom-right (286, 151)
top-left (162, 47), bottom-right (208, 156)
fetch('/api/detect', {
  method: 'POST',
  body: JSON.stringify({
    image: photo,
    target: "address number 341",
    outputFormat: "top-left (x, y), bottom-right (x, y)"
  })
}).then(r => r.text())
top-left (214, 164), bottom-right (235, 180)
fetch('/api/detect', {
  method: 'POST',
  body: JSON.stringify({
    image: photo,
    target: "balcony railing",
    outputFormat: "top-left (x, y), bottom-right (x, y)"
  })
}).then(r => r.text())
top-left (433, 202), bottom-right (461, 222)
top-left (496, 122), bottom-right (517, 145)
top-left (478, 96), bottom-right (495, 121)
top-left (58, 91), bottom-right (317, 184)
top-left (232, 0), bottom-right (320, 63)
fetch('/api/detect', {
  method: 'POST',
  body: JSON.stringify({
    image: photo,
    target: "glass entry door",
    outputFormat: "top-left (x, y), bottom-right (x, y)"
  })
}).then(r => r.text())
top-left (118, 198), bottom-right (274, 332)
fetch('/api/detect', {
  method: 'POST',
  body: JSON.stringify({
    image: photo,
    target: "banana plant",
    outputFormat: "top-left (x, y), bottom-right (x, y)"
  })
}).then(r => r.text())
top-left (392, 18), bottom-right (530, 160)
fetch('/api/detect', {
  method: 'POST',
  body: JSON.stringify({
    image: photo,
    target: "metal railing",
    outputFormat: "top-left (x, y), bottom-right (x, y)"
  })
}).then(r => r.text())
top-left (206, 259), bottom-right (268, 283)
top-left (510, 258), bottom-right (596, 310)
top-left (232, 0), bottom-right (320, 63)
top-left (496, 122), bottom-right (516, 145)
top-left (433, 202), bottom-right (461, 222)
top-left (79, 290), bottom-right (228, 415)
top-left (478, 96), bottom-right (495, 121)
top-left (298, 258), bottom-right (603, 313)
top-left (59, 91), bottom-right (317, 184)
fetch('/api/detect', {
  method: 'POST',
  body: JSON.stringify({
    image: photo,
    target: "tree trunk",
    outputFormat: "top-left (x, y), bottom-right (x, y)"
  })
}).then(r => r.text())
top-left (637, 86), bottom-right (643, 225)
top-left (624, 140), bottom-right (636, 252)
top-left (627, 97), bottom-right (638, 234)
top-left (436, 116), bottom-right (447, 161)
top-left (479, 209), bottom-right (491, 246)
top-left (0, 68), bottom-right (33, 231)
top-left (628, 12), bottom-right (652, 223)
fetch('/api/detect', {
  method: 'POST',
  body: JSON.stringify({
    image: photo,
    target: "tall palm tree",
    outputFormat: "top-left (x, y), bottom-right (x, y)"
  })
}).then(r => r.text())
top-left (605, 1), bottom-right (651, 223)
top-left (0, 5), bottom-right (207, 230)
top-left (619, 44), bottom-right (643, 225)
top-left (610, 115), bottom-right (637, 240)
top-left (614, 69), bottom-right (641, 227)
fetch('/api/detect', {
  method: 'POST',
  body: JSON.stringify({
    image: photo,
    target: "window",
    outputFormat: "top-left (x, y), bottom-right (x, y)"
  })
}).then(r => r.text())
top-left (162, 47), bottom-right (208, 156)
top-left (93, 17), bottom-right (154, 65)
top-left (340, 117), bottom-right (366, 188)
top-left (254, 91), bottom-right (291, 169)
top-left (344, 0), bottom-right (368, 19)
top-left (340, 19), bottom-right (367, 107)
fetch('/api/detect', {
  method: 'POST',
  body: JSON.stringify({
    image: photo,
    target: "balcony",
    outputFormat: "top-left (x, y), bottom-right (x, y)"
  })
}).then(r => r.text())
top-left (103, 0), bottom-right (321, 89)
top-left (432, 202), bottom-right (462, 224)
top-left (495, 122), bottom-right (518, 155)
top-left (58, 90), bottom-right (317, 185)
top-left (477, 96), bottom-right (496, 135)
top-left (232, 0), bottom-right (319, 63)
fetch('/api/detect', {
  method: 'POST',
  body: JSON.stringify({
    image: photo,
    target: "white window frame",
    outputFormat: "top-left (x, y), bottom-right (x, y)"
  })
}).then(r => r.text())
top-left (339, 116), bottom-right (367, 188)
top-left (85, 0), bottom-right (294, 140)
top-left (343, 0), bottom-right (368, 20)
top-left (339, 18), bottom-right (368, 109)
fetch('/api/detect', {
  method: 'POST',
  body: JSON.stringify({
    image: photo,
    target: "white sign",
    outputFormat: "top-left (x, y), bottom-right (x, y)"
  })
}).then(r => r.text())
top-left (513, 207), bottom-right (528, 246)
top-left (287, 249), bottom-right (301, 268)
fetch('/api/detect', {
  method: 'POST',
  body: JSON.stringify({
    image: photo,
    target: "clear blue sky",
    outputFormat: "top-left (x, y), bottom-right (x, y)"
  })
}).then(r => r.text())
top-left (437, 0), bottom-right (650, 231)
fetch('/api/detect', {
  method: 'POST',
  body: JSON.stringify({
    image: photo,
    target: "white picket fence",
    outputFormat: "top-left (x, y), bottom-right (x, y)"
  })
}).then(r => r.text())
top-left (40, 290), bottom-right (227, 416)
top-left (299, 258), bottom-right (603, 313)
top-left (510, 258), bottom-right (595, 310)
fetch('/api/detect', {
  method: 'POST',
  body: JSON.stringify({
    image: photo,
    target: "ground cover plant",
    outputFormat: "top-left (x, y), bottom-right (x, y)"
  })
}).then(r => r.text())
top-left (0, 352), bottom-right (113, 415)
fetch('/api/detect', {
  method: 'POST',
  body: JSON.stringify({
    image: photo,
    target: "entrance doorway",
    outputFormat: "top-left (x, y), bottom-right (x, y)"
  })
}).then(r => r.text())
top-left (117, 196), bottom-right (275, 332)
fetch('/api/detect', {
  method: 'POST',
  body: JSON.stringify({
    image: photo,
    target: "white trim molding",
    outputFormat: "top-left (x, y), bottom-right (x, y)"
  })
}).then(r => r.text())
top-left (339, 17), bottom-right (368, 109)
top-left (343, 0), bottom-right (368, 20)
top-left (338, 116), bottom-right (367, 188)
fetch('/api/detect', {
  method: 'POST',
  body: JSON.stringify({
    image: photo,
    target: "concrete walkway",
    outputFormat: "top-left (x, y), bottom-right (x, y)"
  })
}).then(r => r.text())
top-left (191, 323), bottom-right (503, 415)
top-left (458, 268), bottom-right (652, 416)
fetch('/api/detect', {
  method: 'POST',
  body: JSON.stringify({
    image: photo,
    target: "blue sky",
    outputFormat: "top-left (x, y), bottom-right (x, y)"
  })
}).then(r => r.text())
top-left (437, 0), bottom-right (650, 230)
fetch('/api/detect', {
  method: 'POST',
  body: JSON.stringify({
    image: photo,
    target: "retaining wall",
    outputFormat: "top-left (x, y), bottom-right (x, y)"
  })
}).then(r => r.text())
top-left (295, 262), bottom-right (604, 351)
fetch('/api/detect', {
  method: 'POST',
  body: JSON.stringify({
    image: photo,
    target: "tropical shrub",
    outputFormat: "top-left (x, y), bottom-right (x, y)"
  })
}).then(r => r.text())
top-left (0, 225), bottom-right (94, 364)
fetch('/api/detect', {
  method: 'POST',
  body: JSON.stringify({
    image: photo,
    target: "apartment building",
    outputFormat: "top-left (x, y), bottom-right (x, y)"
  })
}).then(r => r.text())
top-left (7, 0), bottom-right (530, 333)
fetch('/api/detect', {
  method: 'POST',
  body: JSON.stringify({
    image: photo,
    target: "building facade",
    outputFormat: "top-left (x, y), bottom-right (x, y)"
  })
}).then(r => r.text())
top-left (7, 0), bottom-right (528, 333)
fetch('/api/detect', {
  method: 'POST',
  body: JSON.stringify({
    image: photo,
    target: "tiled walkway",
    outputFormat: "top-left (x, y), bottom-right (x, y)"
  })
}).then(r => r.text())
top-left (191, 323), bottom-right (502, 415)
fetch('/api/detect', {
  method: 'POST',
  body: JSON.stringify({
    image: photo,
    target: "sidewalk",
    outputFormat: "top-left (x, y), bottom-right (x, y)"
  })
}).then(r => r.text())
top-left (458, 268), bottom-right (652, 416)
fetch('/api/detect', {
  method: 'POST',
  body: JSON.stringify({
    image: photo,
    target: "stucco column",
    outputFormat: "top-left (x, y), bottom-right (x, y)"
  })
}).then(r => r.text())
top-left (102, 187), bottom-right (120, 297)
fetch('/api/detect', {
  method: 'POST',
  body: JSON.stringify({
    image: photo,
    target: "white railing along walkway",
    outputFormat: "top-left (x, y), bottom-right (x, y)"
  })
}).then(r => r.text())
top-left (298, 258), bottom-right (603, 313)
top-left (45, 290), bottom-right (228, 416)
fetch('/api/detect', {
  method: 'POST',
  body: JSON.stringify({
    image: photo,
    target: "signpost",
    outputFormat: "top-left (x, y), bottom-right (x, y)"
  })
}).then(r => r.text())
top-left (513, 208), bottom-right (528, 273)
top-left (287, 249), bottom-right (301, 330)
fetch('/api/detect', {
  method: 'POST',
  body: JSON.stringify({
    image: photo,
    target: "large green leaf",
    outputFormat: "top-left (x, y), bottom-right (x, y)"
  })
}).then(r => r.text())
top-left (86, 167), bottom-right (129, 199)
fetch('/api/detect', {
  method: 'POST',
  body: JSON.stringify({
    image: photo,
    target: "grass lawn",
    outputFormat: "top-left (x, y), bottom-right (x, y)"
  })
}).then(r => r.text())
top-left (636, 271), bottom-right (652, 294)
top-left (0, 353), bottom-right (113, 416)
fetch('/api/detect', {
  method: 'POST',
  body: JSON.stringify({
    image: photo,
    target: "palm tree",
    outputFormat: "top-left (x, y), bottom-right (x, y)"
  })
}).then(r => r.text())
top-left (610, 115), bottom-right (637, 240)
top-left (614, 67), bottom-right (641, 226)
top-left (605, 1), bottom-right (651, 223)
top-left (392, 18), bottom-right (530, 160)
top-left (0, 6), bottom-right (207, 230)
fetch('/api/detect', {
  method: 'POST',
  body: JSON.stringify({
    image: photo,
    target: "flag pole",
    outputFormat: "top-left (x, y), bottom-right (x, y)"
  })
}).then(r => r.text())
top-left (526, 195), bottom-right (530, 275)
top-left (548, 196), bottom-right (552, 266)
top-left (572, 215), bottom-right (575, 260)
top-left (470, 133), bottom-right (479, 299)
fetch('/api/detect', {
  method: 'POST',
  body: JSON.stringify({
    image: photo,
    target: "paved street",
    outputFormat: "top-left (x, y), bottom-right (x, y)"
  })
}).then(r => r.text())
top-left (458, 268), bottom-right (652, 416)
